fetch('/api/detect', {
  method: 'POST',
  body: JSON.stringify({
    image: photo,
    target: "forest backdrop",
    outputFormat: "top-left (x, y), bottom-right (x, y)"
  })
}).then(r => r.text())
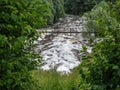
top-left (0, 0), bottom-right (119, 90)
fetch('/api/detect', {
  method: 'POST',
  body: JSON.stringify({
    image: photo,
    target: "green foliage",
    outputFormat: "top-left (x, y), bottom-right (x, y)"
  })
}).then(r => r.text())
top-left (0, 0), bottom-right (65, 89)
top-left (64, 0), bottom-right (116, 15)
top-left (0, 0), bottom-right (50, 89)
top-left (52, 0), bottom-right (65, 22)
top-left (25, 0), bottom-right (51, 28)
top-left (79, 36), bottom-right (120, 89)
top-left (84, 1), bottom-right (111, 38)
top-left (31, 70), bottom-right (80, 90)
top-left (64, 0), bottom-right (100, 15)
top-left (84, 1), bottom-right (119, 39)
top-left (35, 0), bottom-right (65, 24)
top-left (78, 1), bottom-right (120, 90)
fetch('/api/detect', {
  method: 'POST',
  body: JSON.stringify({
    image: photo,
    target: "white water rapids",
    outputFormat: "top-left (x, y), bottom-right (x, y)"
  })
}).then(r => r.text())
top-left (34, 15), bottom-right (92, 74)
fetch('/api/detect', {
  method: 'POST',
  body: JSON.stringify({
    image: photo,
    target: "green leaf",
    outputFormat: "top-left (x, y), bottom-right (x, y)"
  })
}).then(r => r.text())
top-left (112, 65), bottom-right (119, 70)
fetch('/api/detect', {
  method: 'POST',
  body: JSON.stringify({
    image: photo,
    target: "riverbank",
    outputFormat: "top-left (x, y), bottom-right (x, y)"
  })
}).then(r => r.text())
top-left (31, 69), bottom-right (80, 90)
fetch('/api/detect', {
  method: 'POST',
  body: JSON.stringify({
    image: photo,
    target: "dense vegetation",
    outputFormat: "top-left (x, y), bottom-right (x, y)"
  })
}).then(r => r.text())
top-left (0, 0), bottom-right (120, 90)
top-left (32, 70), bottom-right (80, 90)
top-left (64, 0), bottom-right (116, 15)
top-left (0, 0), bottom-right (64, 89)
top-left (78, 1), bottom-right (120, 90)
top-left (32, 1), bottom-right (120, 90)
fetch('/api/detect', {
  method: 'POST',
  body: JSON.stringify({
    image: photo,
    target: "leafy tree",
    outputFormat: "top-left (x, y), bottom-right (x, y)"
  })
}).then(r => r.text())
top-left (0, 0), bottom-right (66, 89)
top-left (0, 0), bottom-right (52, 89)
top-left (78, 1), bottom-right (120, 90)
top-left (52, 0), bottom-right (65, 22)
top-left (83, 1), bottom-right (111, 38)
top-left (64, 0), bottom-right (116, 15)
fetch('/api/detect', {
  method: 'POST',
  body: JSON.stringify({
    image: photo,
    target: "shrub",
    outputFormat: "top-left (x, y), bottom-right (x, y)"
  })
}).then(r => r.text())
top-left (78, 1), bottom-right (120, 90)
top-left (0, 0), bottom-right (66, 89)
top-left (83, 1), bottom-right (111, 38)
top-left (64, 0), bottom-right (116, 15)
top-left (0, 0), bottom-right (49, 89)
top-left (52, 0), bottom-right (65, 22)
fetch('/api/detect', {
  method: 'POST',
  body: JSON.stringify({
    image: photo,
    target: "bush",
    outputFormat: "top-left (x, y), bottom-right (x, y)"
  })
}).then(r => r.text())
top-left (0, 0), bottom-right (65, 89)
top-left (84, 1), bottom-right (119, 39)
top-left (0, 0), bottom-right (50, 89)
top-left (83, 1), bottom-right (111, 38)
top-left (52, 0), bottom-right (65, 22)
top-left (25, 0), bottom-right (52, 28)
top-left (78, 1), bottom-right (120, 90)
top-left (64, 0), bottom-right (101, 15)
top-left (64, 0), bottom-right (116, 15)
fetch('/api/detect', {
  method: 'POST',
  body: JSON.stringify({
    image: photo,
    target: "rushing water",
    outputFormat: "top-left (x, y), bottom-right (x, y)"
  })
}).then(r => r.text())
top-left (34, 15), bottom-right (92, 74)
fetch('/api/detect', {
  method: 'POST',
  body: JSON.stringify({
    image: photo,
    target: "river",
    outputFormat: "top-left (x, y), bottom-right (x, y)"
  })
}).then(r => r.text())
top-left (34, 15), bottom-right (92, 74)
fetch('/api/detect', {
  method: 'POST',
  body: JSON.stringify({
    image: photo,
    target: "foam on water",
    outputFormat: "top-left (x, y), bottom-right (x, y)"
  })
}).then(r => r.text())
top-left (34, 15), bottom-right (92, 74)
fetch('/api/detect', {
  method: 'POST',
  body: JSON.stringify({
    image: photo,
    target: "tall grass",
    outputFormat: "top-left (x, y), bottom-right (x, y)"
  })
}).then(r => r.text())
top-left (31, 69), bottom-right (81, 90)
